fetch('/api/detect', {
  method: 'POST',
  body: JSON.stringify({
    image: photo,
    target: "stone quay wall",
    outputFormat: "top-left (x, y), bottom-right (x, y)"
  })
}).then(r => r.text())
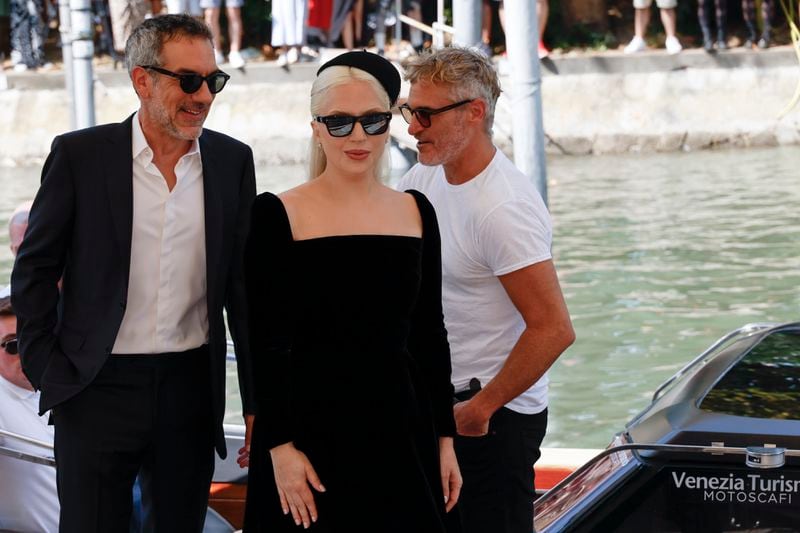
top-left (1, 47), bottom-right (800, 166)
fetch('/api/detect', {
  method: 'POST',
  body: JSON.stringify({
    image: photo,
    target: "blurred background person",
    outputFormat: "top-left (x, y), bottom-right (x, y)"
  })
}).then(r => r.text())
top-left (0, 296), bottom-right (59, 533)
top-left (307, 0), bottom-right (332, 48)
top-left (9, 0), bottom-right (48, 71)
top-left (623, 0), bottom-right (682, 54)
top-left (698, 0), bottom-right (727, 50)
top-left (328, 0), bottom-right (362, 49)
top-left (109, 0), bottom-right (152, 57)
top-left (481, 0), bottom-right (551, 59)
top-left (742, 0), bottom-right (771, 48)
top-left (202, 0), bottom-right (245, 67)
top-left (271, 0), bottom-right (307, 66)
top-left (0, 201), bottom-right (33, 299)
top-left (166, 0), bottom-right (202, 18)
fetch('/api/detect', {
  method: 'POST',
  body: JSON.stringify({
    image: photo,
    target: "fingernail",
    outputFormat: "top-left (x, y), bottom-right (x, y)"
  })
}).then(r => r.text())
top-left (444, 495), bottom-right (449, 503)
top-left (312, 515), bottom-right (317, 522)
top-left (295, 519), bottom-right (301, 526)
top-left (319, 484), bottom-right (326, 492)
top-left (304, 521), bottom-right (310, 528)
top-left (283, 508), bottom-right (289, 515)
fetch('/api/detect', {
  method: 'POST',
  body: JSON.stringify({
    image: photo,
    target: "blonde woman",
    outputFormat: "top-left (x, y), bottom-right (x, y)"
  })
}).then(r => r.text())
top-left (243, 51), bottom-right (462, 532)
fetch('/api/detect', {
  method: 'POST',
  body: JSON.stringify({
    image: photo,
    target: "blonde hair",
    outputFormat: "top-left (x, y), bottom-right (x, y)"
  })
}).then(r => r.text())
top-left (402, 46), bottom-right (501, 135)
top-left (307, 65), bottom-right (392, 180)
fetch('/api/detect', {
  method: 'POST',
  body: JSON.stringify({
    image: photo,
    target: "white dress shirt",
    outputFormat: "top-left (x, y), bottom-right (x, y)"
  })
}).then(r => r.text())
top-left (112, 113), bottom-right (208, 354)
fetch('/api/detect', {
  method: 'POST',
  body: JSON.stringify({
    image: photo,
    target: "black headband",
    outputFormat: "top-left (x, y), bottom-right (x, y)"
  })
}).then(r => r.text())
top-left (316, 50), bottom-right (401, 106)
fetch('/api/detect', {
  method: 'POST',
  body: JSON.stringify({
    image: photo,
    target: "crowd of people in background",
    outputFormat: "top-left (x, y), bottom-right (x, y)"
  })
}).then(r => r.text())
top-left (2, 0), bottom-right (786, 73)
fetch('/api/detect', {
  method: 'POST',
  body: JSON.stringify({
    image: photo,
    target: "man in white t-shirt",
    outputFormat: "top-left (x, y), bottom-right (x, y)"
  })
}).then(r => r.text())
top-left (397, 47), bottom-right (575, 533)
top-left (0, 295), bottom-right (59, 532)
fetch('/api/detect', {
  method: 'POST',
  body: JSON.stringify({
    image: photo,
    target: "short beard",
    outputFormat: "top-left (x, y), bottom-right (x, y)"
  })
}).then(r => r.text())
top-left (150, 93), bottom-right (203, 141)
top-left (418, 132), bottom-right (470, 168)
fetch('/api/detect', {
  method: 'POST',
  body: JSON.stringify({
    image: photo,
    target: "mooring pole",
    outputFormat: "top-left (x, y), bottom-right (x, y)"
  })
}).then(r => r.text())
top-left (452, 0), bottom-right (481, 48)
top-left (503, 0), bottom-right (548, 204)
top-left (58, 0), bottom-right (76, 130)
top-left (70, 0), bottom-right (96, 128)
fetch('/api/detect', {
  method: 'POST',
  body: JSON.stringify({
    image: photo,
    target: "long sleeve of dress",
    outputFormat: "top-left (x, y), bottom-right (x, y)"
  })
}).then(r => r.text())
top-left (405, 190), bottom-right (457, 437)
top-left (244, 192), bottom-right (296, 449)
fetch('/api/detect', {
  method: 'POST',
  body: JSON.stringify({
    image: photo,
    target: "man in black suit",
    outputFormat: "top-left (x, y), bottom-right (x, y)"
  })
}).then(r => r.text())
top-left (11, 14), bottom-right (255, 532)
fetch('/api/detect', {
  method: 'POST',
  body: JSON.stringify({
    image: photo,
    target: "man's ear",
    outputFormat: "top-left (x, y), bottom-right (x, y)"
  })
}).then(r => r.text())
top-left (131, 66), bottom-right (151, 99)
top-left (469, 99), bottom-right (488, 124)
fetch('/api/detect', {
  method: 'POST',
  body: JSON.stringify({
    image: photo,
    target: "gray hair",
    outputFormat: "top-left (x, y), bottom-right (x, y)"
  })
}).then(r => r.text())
top-left (125, 14), bottom-right (214, 75)
top-left (403, 46), bottom-right (502, 135)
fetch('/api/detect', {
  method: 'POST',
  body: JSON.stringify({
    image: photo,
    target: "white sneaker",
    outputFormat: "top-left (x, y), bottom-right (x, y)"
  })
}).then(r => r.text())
top-left (228, 50), bottom-right (245, 68)
top-left (13, 63), bottom-right (28, 72)
top-left (624, 36), bottom-right (646, 54)
top-left (287, 47), bottom-right (299, 65)
top-left (276, 52), bottom-right (288, 67)
top-left (665, 36), bottom-right (682, 55)
top-left (214, 49), bottom-right (225, 65)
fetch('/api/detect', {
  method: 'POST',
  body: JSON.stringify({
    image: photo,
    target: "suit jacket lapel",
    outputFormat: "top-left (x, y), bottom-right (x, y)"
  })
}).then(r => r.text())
top-left (200, 132), bottom-right (223, 315)
top-left (104, 115), bottom-right (135, 295)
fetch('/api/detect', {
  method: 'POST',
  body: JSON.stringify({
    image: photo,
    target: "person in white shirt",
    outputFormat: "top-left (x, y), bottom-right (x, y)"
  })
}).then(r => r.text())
top-left (0, 296), bottom-right (59, 533)
top-left (11, 15), bottom-right (255, 532)
top-left (397, 46), bottom-right (575, 533)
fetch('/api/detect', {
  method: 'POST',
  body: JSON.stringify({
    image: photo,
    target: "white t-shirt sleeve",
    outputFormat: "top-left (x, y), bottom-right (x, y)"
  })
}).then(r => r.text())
top-left (478, 199), bottom-right (553, 276)
top-left (395, 166), bottom-right (418, 192)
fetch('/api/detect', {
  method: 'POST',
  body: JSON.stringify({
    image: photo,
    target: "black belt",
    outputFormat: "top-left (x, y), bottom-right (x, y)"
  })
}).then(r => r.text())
top-left (454, 377), bottom-right (482, 402)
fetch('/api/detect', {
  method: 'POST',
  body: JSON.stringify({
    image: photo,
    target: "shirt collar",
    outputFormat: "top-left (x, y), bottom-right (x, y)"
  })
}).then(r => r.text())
top-left (131, 111), bottom-right (201, 163)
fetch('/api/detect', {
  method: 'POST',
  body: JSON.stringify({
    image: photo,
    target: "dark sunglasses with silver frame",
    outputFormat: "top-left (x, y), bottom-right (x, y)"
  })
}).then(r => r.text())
top-left (140, 65), bottom-right (231, 94)
top-left (1, 336), bottom-right (18, 355)
top-left (399, 99), bottom-right (474, 128)
top-left (314, 113), bottom-right (393, 137)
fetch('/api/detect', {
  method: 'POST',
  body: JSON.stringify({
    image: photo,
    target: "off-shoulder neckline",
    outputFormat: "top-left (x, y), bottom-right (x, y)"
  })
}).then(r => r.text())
top-left (265, 190), bottom-right (428, 243)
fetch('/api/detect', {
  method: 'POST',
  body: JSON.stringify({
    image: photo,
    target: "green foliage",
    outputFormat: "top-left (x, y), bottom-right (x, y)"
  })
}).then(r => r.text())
top-left (242, 0), bottom-right (271, 47)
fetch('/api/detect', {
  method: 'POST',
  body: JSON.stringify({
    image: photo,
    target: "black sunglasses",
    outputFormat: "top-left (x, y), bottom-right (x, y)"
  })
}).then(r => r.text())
top-left (1, 337), bottom-right (18, 355)
top-left (140, 65), bottom-right (230, 94)
top-left (399, 99), bottom-right (474, 128)
top-left (314, 113), bottom-right (392, 137)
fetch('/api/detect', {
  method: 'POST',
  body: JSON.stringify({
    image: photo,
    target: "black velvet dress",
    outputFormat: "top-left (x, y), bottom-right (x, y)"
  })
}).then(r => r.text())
top-left (243, 190), bottom-right (458, 533)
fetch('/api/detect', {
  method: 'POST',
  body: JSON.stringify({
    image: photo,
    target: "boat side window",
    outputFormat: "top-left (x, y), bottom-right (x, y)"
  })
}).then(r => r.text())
top-left (699, 331), bottom-right (800, 420)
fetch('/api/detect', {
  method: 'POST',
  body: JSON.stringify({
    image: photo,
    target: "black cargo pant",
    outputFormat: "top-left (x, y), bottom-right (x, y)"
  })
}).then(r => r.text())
top-left (454, 406), bottom-right (548, 533)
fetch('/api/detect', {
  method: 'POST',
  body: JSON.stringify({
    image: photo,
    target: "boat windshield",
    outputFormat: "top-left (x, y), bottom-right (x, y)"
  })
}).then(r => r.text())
top-left (699, 330), bottom-right (800, 420)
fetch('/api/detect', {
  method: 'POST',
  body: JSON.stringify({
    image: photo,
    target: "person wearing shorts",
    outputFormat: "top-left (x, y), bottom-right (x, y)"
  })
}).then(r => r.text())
top-left (624, 0), bottom-right (682, 55)
top-left (167, 0), bottom-right (202, 17)
top-left (201, 0), bottom-right (246, 68)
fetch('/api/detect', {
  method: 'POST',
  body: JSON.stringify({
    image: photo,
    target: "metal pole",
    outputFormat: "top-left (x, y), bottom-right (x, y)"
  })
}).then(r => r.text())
top-left (503, 0), bottom-right (548, 204)
top-left (58, 0), bottom-right (76, 130)
top-left (69, 0), bottom-right (95, 128)
top-left (394, 0), bottom-right (402, 45)
top-left (434, 0), bottom-right (445, 47)
top-left (452, 0), bottom-right (481, 48)
top-left (374, 2), bottom-right (387, 56)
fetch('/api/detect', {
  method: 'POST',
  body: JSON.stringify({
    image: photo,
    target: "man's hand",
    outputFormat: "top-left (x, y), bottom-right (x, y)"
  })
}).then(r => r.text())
top-left (453, 398), bottom-right (491, 437)
top-left (237, 414), bottom-right (254, 468)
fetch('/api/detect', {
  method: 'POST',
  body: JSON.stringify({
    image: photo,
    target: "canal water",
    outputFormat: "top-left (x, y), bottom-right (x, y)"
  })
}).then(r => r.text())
top-left (0, 146), bottom-right (797, 449)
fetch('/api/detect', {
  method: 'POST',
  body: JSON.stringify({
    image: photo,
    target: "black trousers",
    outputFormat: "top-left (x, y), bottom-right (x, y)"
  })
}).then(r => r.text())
top-left (52, 347), bottom-right (216, 533)
top-left (454, 407), bottom-right (548, 533)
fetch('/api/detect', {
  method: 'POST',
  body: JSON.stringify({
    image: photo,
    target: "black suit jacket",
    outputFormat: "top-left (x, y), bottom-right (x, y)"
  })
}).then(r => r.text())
top-left (11, 115), bottom-right (256, 458)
